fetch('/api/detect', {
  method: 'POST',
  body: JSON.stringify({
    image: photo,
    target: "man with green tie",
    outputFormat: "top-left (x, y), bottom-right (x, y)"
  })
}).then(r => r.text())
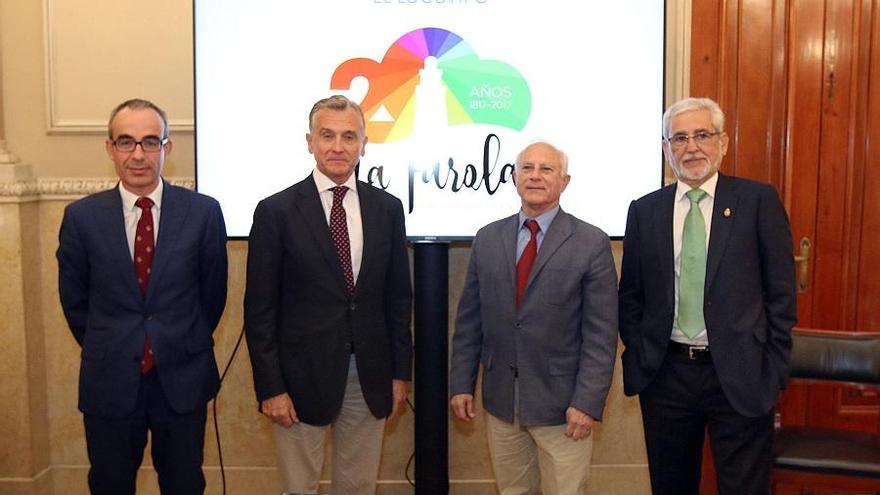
top-left (618, 97), bottom-right (797, 495)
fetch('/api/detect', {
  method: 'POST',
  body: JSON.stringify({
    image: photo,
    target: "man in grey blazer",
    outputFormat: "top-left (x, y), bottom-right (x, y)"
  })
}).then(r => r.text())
top-left (450, 141), bottom-right (619, 495)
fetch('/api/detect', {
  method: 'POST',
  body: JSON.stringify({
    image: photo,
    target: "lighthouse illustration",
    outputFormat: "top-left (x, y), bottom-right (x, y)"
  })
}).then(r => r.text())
top-left (330, 27), bottom-right (531, 143)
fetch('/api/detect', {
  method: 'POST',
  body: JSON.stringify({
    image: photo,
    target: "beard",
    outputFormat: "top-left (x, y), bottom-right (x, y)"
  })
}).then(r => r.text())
top-left (673, 154), bottom-right (719, 183)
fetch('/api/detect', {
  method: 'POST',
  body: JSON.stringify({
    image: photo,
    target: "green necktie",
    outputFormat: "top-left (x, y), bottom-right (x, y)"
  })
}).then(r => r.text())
top-left (679, 188), bottom-right (708, 338)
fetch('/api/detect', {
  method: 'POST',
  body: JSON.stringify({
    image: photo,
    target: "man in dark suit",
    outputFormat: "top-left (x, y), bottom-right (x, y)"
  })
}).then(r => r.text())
top-left (244, 95), bottom-right (412, 495)
top-left (57, 98), bottom-right (228, 494)
top-left (450, 142), bottom-right (619, 495)
top-left (618, 97), bottom-right (797, 495)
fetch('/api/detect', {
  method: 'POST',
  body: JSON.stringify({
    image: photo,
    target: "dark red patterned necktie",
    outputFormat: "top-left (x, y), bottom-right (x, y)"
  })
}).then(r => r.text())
top-left (516, 220), bottom-right (540, 307)
top-left (134, 197), bottom-right (155, 373)
top-left (330, 186), bottom-right (354, 294)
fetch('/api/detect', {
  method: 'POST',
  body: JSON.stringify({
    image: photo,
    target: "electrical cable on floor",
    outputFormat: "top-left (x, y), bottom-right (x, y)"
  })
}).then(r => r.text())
top-left (212, 322), bottom-right (247, 495)
top-left (405, 396), bottom-right (416, 487)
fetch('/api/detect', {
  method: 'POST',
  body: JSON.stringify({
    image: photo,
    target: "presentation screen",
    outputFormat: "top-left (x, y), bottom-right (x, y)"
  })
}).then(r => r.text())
top-left (194, 0), bottom-right (665, 239)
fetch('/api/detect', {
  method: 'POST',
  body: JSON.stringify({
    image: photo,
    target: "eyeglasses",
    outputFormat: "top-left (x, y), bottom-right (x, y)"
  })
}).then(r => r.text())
top-left (111, 135), bottom-right (168, 152)
top-left (665, 131), bottom-right (722, 149)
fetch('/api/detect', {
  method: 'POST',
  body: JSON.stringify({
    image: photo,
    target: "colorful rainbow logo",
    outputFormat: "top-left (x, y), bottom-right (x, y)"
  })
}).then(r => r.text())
top-left (330, 27), bottom-right (531, 143)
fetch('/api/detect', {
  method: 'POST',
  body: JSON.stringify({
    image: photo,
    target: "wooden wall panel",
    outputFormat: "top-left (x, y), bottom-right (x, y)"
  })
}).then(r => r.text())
top-left (804, 383), bottom-right (878, 431)
top-left (811, 0), bottom-right (857, 329)
top-left (841, 0), bottom-right (873, 330)
top-left (733, 0), bottom-right (772, 181)
top-left (690, 0), bottom-right (723, 100)
top-left (768, 0), bottom-right (792, 189)
top-left (855, 3), bottom-right (880, 331)
top-left (718, 0), bottom-right (740, 159)
top-left (786, 0), bottom-right (825, 326)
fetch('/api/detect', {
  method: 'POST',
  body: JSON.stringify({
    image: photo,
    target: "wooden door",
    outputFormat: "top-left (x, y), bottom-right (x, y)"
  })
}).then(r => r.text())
top-left (778, 0), bottom-right (880, 441)
top-left (786, 0), bottom-right (879, 335)
top-left (689, 0), bottom-right (880, 493)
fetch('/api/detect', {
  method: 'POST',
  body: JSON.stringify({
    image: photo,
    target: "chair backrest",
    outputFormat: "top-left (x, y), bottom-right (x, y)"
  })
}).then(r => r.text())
top-left (790, 328), bottom-right (880, 385)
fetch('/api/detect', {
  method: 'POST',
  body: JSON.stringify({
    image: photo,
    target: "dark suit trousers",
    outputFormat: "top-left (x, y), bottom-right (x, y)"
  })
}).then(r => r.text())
top-left (639, 347), bottom-right (774, 495)
top-left (83, 369), bottom-right (207, 495)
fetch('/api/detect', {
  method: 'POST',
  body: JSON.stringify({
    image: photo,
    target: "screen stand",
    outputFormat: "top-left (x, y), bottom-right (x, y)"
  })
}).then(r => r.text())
top-left (413, 241), bottom-right (449, 494)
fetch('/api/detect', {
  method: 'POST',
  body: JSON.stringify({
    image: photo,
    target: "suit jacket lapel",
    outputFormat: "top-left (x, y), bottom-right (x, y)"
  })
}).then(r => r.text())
top-left (97, 187), bottom-right (143, 302)
top-left (297, 176), bottom-right (351, 297)
top-left (526, 209), bottom-right (573, 290)
top-left (502, 214), bottom-right (519, 300)
top-left (355, 181), bottom-right (378, 295)
top-left (706, 174), bottom-right (737, 291)
top-left (148, 181), bottom-right (189, 302)
top-left (656, 185), bottom-right (676, 310)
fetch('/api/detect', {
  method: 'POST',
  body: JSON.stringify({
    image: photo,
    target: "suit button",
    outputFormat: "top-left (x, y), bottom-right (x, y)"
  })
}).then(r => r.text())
top-left (344, 343), bottom-right (352, 351)
top-left (349, 303), bottom-right (356, 311)
top-left (514, 322), bottom-right (522, 328)
top-left (146, 315), bottom-right (153, 321)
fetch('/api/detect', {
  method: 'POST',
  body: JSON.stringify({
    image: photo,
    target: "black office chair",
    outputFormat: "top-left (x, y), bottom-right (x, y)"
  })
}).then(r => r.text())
top-left (773, 328), bottom-right (880, 491)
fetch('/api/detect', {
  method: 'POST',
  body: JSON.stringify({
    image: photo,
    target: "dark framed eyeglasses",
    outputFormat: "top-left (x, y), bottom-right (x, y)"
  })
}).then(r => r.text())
top-left (111, 135), bottom-right (168, 153)
top-left (665, 131), bottom-right (722, 149)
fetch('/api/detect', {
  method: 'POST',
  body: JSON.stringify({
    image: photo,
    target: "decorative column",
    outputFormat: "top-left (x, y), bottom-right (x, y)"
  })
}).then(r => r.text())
top-left (0, 29), bottom-right (51, 495)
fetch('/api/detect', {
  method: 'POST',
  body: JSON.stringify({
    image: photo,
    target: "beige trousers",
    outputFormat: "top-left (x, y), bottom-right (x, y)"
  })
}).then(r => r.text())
top-left (486, 412), bottom-right (593, 495)
top-left (273, 355), bottom-right (385, 495)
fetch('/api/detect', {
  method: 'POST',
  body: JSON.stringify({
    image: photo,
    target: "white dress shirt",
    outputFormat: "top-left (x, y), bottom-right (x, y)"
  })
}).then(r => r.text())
top-left (671, 172), bottom-right (718, 346)
top-left (313, 169), bottom-right (364, 284)
top-left (119, 180), bottom-right (163, 259)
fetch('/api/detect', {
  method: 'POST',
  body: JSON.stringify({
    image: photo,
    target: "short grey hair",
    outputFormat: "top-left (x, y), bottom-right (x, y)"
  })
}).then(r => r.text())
top-left (662, 97), bottom-right (725, 138)
top-left (515, 141), bottom-right (569, 175)
top-left (107, 98), bottom-right (169, 139)
top-left (308, 95), bottom-right (366, 132)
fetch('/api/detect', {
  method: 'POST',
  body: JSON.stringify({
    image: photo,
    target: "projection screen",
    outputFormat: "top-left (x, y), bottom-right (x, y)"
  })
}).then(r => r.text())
top-left (194, 0), bottom-right (665, 239)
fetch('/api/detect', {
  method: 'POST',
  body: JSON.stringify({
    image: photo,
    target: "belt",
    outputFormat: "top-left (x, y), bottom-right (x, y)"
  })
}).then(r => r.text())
top-left (668, 341), bottom-right (711, 361)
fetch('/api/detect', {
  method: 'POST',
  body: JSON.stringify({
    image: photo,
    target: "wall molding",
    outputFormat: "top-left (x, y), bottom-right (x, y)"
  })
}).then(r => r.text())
top-left (0, 177), bottom-right (194, 203)
top-left (41, 0), bottom-right (194, 135)
top-left (666, 0), bottom-right (692, 104)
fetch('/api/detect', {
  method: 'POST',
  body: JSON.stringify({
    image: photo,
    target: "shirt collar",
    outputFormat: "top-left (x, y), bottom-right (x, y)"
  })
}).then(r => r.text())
top-left (518, 205), bottom-right (560, 233)
top-left (313, 168), bottom-right (358, 194)
top-left (119, 179), bottom-right (164, 211)
top-left (675, 171), bottom-right (719, 202)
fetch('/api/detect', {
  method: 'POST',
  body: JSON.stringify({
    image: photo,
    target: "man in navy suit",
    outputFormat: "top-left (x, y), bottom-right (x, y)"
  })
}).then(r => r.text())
top-left (618, 97), bottom-right (796, 495)
top-left (57, 98), bottom-right (228, 494)
top-left (245, 95), bottom-right (412, 495)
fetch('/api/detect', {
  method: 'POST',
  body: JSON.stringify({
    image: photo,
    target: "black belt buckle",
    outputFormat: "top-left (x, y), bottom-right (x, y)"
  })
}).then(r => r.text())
top-left (687, 345), bottom-right (708, 360)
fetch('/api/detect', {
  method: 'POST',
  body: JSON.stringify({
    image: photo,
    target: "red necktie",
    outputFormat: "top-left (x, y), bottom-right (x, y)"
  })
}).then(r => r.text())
top-left (330, 186), bottom-right (354, 294)
top-left (134, 197), bottom-right (155, 373)
top-left (516, 220), bottom-right (540, 307)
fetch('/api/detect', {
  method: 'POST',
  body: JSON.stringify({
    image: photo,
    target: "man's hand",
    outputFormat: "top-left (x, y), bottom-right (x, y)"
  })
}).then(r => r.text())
top-left (450, 393), bottom-right (476, 421)
top-left (261, 393), bottom-right (298, 427)
top-left (564, 406), bottom-right (595, 440)
top-left (389, 379), bottom-right (409, 420)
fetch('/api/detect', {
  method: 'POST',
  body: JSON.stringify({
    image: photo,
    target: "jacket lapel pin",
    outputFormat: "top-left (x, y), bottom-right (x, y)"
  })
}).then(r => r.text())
top-left (723, 207), bottom-right (732, 217)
